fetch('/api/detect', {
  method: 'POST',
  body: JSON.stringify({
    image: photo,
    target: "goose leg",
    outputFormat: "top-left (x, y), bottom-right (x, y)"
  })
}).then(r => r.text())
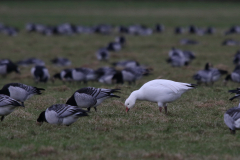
top-left (87, 107), bottom-right (91, 112)
top-left (94, 107), bottom-right (97, 112)
top-left (1, 116), bottom-right (4, 121)
top-left (158, 102), bottom-right (163, 113)
top-left (230, 129), bottom-right (236, 134)
top-left (159, 107), bottom-right (162, 112)
top-left (164, 106), bottom-right (168, 114)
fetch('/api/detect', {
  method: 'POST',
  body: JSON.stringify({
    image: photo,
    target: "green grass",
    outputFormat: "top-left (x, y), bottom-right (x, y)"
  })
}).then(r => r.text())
top-left (0, 1), bottom-right (240, 160)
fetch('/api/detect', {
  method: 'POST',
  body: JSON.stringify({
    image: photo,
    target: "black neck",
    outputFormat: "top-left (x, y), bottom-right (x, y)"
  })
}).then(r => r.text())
top-left (66, 95), bottom-right (77, 106)
top-left (37, 111), bottom-right (47, 123)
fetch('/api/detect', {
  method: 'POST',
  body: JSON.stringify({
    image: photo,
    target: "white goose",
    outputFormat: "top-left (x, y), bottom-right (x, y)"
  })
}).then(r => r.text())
top-left (125, 79), bottom-right (196, 113)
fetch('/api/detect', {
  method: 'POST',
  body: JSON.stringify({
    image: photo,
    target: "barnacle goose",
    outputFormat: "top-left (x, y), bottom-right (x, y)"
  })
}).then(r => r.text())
top-left (96, 48), bottom-right (109, 61)
top-left (31, 65), bottom-right (50, 83)
top-left (17, 58), bottom-right (45, 66)
top-left (0, 94), bottom-right (24, 121)
top-left (0, 59), bottom-right (20, 76)
top-left (0, 83), bottom-right (44, 107)
top-left (224, 65), bottom-right (240, 84)
top-left (224, 88), bottom-right (240, 134)
top-left (66, 87), bottom-right (120, 111)
top-left (37, 104), bottom-right (88, 126)
top-left (51, 57), bottom-right (71, 66)
top-left (193, 63), bottom-right (228, 85)
top-left (53, 69), bottom-right (73, 82)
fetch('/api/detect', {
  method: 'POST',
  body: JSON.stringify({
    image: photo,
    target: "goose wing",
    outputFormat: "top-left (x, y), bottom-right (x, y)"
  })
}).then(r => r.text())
top-left (226, 107), bottom-right (240, 121)
top-left (2, 83), bottom-right (44, 95)
top-left (48, 104), bottom-right (87, 118)
top-left (0, 94), bottom-right (22, 107)
top-left (146, 79), bottom-right (195, 94)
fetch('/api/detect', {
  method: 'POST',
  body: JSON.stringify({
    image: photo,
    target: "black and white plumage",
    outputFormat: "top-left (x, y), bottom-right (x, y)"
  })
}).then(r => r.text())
top-left (167, 48), bottom-right (194, 67)
top-left (222, 39), bottom-right (240, 46)
top-left (51, 57), bottom-right (71, 66)
top-left (96, 48), bottom-right (109, 61)
top-left (106, 42), bottom-right (121, 52)
top-left (175, 26), bottom-right (185, 34)
top-left (233, 50), bottom-right (240, 65)
top-left (0, 83), bottom-right (45, 107)
top-left (155, 24), bottom-right (164, 33)
top-left (225, 26), bottom-right (240, 35)
top-left (193, 63), bottom-right (228, 85)
top-left (225, 65), bottom-right (240, 84)
top-left (37, 104), bottom-right (88, 126)
top-left (0, 94), bottom-right (24, 121)
top-left (17, 58), bottom-right (45, 66)
top-left (224, 89), bottom-right (240, 134)
top-left (121, 66), bottom-right (151, 84)
top-left (180, 39), bottom-right (198, 45)
top-left (53, 69), bottom-right (73, 82)
top-left (70, 68), bottom-right (87, 83)
top-left (66, 87), bottom-right (120, 111)
top-left (31, 65), bottom-right (50, 83)
top-left (115, 36), bottom-right (126, 46)
top-left (0, 59), bottom-right (20, 76)
top-left (112, 60), bottom-right (140, 68)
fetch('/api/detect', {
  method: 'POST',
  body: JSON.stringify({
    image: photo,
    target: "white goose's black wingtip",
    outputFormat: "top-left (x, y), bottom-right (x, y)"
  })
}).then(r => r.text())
top-left (187, 84), bottom-right (197, 88)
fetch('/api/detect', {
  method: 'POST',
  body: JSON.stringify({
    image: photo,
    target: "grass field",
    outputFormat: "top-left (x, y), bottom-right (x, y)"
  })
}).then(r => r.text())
top-left (1, 1), bottom-right (240, 159)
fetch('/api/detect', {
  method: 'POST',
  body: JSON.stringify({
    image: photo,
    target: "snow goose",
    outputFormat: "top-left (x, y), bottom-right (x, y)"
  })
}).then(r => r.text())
top-left (125, 79), bottom-right (196, 114)
top-left (224, 65), bottom-right (240, 84)
top-left (66, 87), bottom-right (120, 111)
top-left (31, 65), bottom-right (50, 83)
top-left (193, 63), bottom-right (227, 85)
top-left (0, 83), bottom-right (45, 107)
top-left (37, 104), bottom-right (88, 126)
top-left (0, 94), bottom-right (24, 121)
top-left (224, 88), bottom-right (240, 134)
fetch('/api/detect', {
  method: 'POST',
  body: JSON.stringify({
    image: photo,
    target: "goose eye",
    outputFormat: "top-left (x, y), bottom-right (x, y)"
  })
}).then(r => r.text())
top-left (127, 103), bottom-right (129, 105)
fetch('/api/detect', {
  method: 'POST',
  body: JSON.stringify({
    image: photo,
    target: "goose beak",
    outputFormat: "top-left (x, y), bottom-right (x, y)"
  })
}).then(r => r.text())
top-left (36, 121), bottom-right (43, 126)
top-left (126, 107), bottom-right (129, 113)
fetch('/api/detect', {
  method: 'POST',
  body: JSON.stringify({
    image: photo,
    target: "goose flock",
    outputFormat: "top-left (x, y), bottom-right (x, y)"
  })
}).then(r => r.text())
top-left (1, 22), bottom-right (240, 135)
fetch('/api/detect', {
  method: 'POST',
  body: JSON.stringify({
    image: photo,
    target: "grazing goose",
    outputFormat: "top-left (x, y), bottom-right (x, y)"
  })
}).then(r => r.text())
top-left (222, 39), bottom-right (240, 46)
top-left (37, 104), bottom-right (88, 126)
top-left (224, 65), bottom-right (240, 84)
top-left (17, 58), bottom-right (45, 66)
top-left (0, 83), bottom-right (45, 107)
top-left (0, 94), bottom-right (24, 121)
top-left (224, 88), bottom-right (240, 134)
top-left (175, 26), bottom-right (185, 34)
top-left (167, 48), bottom-right (188, 67)
top-left (31, 65), bottom-right (50, 83)
top-left (115, 36), bottom-right (126, 46)
top-left (0, 59), bottom-right (20, 76)
top-left (155, 24), bottom-right (164, 33)
top-left (53, 69), bottom-right (73, 82)
top-left (193, 63), bottom-right (228, 85)
top-left (225, 25), bottom-right (240, 35)
top-left (51, 57), bottom-right (71, 66)
top-left (96, 48), bottom-right (109, 61)
top-left (70, 68), bottom-right (87, 83)
top-left (121, 66), bottom-right (152, 84)
top-left (106, 42), bottom-right (121, 52)
top-left (233, 50), bottom-right (240, 65)
top-left (66, 87), bottom-right (120, 111)
top-left (112, 60), bottom-right (140, 68)
top-left (125, 79), bottom-right (196, 114)
top-left (180, 39), bottom-right (198, 45)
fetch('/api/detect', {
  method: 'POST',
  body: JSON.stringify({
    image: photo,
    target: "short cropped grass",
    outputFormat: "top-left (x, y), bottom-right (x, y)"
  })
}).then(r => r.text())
top-left (0, 1), bottom-right (240, 160)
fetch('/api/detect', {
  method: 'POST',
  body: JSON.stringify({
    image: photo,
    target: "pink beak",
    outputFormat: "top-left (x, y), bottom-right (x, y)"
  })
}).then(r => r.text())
top-left (126, 107), bottom-right (129, 113)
